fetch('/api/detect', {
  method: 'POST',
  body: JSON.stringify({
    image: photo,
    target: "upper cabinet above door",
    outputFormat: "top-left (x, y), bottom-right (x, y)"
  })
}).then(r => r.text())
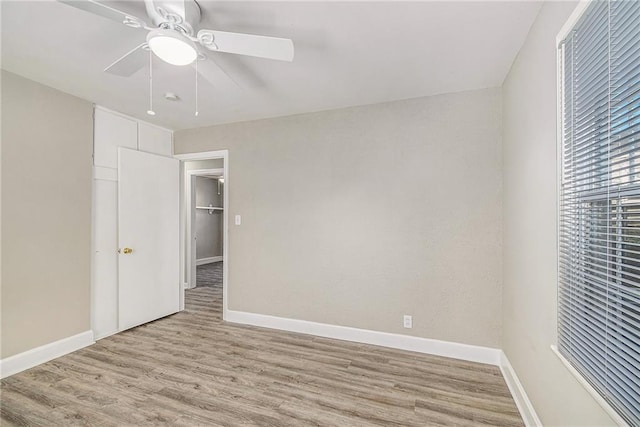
top-left (93, 108), bottom-right (173, 169)
top-left (139, 123), bottom-right (173, 157)
top-left (94, 109), bottom-right (138, 169)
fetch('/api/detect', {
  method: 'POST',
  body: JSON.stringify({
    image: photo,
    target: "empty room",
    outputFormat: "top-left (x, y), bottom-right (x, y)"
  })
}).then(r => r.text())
top-left (1, 0), bottom-right (638, 426)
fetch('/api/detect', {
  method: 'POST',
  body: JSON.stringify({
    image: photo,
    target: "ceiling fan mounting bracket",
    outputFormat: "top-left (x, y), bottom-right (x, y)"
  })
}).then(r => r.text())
top-left (144, 0), bottom-right (201, 36)
top-left (158, 21), bottom-right (192, 38)
top-left (197, 31), bottom-right (218, 51)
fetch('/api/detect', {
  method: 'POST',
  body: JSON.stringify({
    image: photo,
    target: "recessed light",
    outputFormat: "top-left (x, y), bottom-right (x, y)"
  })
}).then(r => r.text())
top-left (147, 110), bottom-right (156, 116)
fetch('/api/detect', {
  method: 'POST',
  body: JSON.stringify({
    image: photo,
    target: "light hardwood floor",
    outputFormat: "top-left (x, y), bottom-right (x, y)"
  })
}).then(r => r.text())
top-left (1, 285), bottom-right (524, 426)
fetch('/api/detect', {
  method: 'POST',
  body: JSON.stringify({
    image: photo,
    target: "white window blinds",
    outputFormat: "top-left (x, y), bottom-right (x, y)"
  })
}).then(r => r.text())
top-left (559, 0), bottom-right (640, 424)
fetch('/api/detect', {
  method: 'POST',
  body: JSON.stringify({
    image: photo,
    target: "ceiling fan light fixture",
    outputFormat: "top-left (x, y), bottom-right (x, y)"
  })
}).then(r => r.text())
top-left (147, 29), bottom-right (197, 66)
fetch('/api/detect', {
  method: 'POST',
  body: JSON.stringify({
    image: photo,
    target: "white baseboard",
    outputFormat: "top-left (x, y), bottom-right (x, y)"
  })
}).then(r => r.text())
top-left (0, 330), bottom-right (95, 379)
top-left (226, 310), bottom-right (501, 366)
top-left (196, 256), bottom-right (222, 266)
top-left (94, 329), bottom-right (119, 341)
top-left (499, 351), bottom-right (542, 427)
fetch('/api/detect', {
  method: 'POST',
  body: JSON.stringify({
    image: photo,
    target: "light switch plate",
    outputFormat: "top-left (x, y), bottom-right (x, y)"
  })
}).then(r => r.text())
top-left (235, 215), bottom-right (241, 225)
top-left (403, 315), bottom-right (412, 329)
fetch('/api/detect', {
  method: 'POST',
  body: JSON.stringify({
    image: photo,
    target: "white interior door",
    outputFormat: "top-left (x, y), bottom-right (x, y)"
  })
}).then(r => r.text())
top-left (118, 147), bottom-right (180, 331)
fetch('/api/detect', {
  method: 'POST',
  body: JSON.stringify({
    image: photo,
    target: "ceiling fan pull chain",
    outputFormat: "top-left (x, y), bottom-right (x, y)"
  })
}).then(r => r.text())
top-left (195, 58), bottom-right (199, 117)
top-left (147, 50), bottom-right (155, 116)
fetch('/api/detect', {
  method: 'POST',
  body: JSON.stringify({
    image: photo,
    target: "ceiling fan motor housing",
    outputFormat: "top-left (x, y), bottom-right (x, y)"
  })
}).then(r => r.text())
top-left (144, 0), bottom-right (201, 36)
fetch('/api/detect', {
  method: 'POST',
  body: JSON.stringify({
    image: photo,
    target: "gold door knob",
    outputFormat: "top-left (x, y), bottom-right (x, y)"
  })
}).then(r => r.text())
top-left (120, 247), bottom-right (133, 254)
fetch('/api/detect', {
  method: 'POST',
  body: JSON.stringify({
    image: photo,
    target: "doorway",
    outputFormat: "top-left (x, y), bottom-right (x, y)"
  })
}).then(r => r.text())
top-left (189, 169), bottom-right (224, 290)
top-left (176, 151), bottom-right (229, 320)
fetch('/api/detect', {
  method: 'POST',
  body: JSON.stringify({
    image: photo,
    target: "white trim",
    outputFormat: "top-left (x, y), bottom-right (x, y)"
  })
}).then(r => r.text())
top-left (556, 1), bottom-right (591, 47)
top-left (226, 310), bottom-right (501, 366)
top-left (176, 150), bottom-right (229, 319)
top-left (179, 163), bottom-right (186, 310)
top-left (93, 166), bottom-right (118, 181)
top-left (0, 331), bottom-right (94, 379)
top-left (196, 256), bottom-right (222, 265)
top-left (94, 329), bottom-right (119, 341)
top-left (551, 346), bottom-right (630, 427)
top-left (187, 168), bottom-right (224, 175)
top-left (499, 351), bottom-right (542, 427)
top-left (175, 150), bottom-right (226, 161)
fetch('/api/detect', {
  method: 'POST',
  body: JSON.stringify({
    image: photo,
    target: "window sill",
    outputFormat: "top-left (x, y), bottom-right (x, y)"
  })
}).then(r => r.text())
top-left (550, 345), bottom-right (629, 426)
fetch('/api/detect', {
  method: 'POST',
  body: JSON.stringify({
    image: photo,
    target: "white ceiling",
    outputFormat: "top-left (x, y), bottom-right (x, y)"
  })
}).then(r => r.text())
top-left (1, 1), bottom-right (542, 130)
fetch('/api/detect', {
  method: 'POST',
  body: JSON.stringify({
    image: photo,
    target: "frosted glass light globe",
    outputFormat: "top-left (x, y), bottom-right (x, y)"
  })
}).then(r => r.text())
top-left (147, 29), bottom-right (197, 66)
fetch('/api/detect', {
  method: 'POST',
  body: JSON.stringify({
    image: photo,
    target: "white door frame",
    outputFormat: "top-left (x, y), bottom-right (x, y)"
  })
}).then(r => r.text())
top-left (175, 150), bottom-right (229, 320)
top-left (186, 167), bottom-right (224, 290)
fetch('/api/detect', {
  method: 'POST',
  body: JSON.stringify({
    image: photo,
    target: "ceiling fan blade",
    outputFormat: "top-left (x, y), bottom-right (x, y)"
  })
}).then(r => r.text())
top-left (197, 30), bottom-right (294, 62)
top-left (104, 43), bottom-right (148, 76)
top-left (193, 57), bottom-right (240, 91)
top-left (58, 0), bottom-right (147, 28)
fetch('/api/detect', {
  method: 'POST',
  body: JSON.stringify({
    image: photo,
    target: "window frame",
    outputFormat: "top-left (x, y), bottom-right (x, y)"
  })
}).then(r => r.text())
top-left (554, 2), bottom-right (639, 426)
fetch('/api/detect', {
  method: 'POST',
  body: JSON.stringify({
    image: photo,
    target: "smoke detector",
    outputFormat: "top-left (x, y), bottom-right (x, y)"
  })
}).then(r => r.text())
top-left (164, 92), bottom-right (180, 101)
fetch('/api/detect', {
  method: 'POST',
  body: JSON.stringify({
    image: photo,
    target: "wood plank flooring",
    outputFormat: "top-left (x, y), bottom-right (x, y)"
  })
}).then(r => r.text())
top-left (1, 283), bottom-right (524, 426)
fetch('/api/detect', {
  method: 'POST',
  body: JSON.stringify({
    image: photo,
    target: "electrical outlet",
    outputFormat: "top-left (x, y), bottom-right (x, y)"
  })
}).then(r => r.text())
top-left (403, 315), bottom-right (412, 329)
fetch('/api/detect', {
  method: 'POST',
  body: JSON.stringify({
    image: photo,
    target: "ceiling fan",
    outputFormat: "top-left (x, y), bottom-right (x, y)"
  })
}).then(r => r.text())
top-left (58, 0), bottom-right (294, 87)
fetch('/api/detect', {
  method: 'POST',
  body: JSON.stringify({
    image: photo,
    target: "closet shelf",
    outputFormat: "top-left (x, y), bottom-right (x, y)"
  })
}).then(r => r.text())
top-left (197, 205), bottom-right (223, 215)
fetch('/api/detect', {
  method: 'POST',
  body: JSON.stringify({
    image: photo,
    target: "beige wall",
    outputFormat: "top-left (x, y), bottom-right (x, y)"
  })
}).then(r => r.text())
top-left (175, 88), bottom-right (503, 348)
top-left (501, 2), bottom-right (616, 425)
top-left (1, 71), bottom-right (93, 358)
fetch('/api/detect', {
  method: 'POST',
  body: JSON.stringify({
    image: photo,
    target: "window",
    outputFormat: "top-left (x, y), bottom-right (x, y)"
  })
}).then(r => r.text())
top-left (558, 0), bottom-right (640, 424)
